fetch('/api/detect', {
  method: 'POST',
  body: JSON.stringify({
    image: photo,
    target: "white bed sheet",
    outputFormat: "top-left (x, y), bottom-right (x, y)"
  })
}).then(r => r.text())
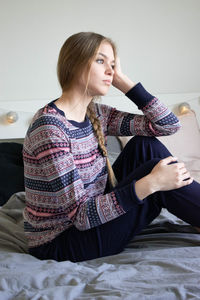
top-left (1, 192), bottom-right (200, 300)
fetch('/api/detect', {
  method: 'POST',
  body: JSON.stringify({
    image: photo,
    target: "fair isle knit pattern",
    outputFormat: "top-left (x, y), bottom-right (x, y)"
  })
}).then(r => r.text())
top-left (23, 83), bottom-right (180, 247)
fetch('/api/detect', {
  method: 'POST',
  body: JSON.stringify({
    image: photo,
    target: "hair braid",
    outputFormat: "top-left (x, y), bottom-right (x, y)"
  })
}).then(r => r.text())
top-left (87, 102), bottom-right (118, 188)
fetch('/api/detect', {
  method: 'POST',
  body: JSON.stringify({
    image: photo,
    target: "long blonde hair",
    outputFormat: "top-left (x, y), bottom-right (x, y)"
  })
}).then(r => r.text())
top-left (57, 32), bottom-right (117, 188)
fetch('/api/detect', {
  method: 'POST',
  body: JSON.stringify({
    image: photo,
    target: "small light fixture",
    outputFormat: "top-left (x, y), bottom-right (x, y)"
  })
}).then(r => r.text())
top-left (178, 102), bottom-right (191, 115)
top-left (6, 111), bottom-right (19, 123)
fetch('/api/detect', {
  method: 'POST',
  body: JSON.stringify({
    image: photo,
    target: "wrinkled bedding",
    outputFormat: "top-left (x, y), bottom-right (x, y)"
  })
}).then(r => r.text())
top-left (1, 192), bottom-right (200, 300)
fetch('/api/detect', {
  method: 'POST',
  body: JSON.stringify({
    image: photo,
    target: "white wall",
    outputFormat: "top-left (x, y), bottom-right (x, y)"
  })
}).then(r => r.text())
top-left (0, 0), bottom-right (200, 104)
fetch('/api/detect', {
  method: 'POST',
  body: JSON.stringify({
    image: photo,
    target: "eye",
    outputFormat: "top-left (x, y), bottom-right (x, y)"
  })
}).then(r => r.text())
top-left (111, 64), bottom-right (115, 70)
top-left (96, 58), bottom-right (104, 64)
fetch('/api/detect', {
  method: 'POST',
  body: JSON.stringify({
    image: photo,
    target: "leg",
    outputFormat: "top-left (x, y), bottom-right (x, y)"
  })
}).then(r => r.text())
top-left (160, 180), bottom-right (200, 227)
top-left (113, 136), bottom-right (200, 228)
top-left (112, 136), bottom-right (172, 181)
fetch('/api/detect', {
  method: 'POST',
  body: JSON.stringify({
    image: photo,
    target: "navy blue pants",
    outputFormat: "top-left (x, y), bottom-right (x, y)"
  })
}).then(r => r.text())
top-left (29, 136), bottom-right (200, 262)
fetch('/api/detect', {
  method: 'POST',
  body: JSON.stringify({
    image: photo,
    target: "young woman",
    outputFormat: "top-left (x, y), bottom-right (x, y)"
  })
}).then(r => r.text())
top-left (23, 32), bottom-right (200, 262)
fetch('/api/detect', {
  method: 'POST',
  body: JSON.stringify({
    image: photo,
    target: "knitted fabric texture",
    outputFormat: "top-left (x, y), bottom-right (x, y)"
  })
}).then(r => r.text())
top-left (23, 83), bottom-right (180, 247)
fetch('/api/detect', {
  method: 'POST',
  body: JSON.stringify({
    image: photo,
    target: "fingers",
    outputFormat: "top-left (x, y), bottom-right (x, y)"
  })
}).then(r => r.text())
top-left (160, 156), bottom-right (178, 165)
top-left (174, 165), bottom-right (193, 187)
top-left (181, 177), bottom-right (194, 187)
top-left (173, 174), bottom-right (193, 189)
top-left (182, 170), bottom-right (190, 179)
top-left (161, 157), bottom-right (186, 172)
top-left (160, 156), bottom-right (194, 188)
top-left (114, 56), bottom-right (121, 72)
top-left (173, 162), bottom-right (192, 182)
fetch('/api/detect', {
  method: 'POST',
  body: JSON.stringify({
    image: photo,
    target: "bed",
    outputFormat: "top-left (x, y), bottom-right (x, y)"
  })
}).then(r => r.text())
top-left (0, 100), bottom-right (200, 300)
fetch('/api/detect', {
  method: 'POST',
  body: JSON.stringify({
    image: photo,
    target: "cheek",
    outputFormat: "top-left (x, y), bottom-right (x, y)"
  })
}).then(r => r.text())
top-left (88, 72), bottom-right (100, 88)
top-left (89, 68), bottom-right (99, 79)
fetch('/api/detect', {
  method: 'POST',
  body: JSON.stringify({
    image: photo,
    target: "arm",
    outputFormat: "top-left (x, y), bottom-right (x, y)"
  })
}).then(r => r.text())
top-left (111, 59), bottom-right (192, 197)
top-left (107, 57), bottom-right (181, 137)
top-left (98, 91), bottom-right (181, 137)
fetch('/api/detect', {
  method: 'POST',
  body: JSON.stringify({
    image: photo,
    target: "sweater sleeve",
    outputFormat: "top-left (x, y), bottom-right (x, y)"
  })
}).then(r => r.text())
top-left (23, 117), bottom-right (142, 232)
top-left (100, 82), bottom-right (181, 137)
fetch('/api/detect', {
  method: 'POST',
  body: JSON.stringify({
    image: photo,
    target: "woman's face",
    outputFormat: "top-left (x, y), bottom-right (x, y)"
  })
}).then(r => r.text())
top-left (84, 42), bottom-right (115, 97)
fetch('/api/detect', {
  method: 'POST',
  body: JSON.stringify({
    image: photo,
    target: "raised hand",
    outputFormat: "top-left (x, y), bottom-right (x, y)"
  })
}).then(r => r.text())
top-left (112, 56), bottom-right (136, 94)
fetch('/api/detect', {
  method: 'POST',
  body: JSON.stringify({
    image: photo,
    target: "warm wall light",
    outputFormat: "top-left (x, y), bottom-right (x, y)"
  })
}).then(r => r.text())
top-left (178, 102), bottom-right (191, 115)
top-left (6, 111), bottom-right (19, 123)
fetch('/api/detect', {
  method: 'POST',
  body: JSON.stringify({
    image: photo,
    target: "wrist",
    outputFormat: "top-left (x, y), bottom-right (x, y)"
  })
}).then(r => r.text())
top-left (146, 173), bottom-right (159, 194)
top-left (135, 174), bottom-right (156, 201)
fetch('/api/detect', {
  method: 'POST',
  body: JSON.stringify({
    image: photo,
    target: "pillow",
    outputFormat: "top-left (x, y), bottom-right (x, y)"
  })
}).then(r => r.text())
top-left (158, 111), bottom-right (200, 160)
top-left (0, 143), bottom-right (24, 206)
top-left (118, 111), bottom-right (200, 182)
top-left (158, 111), bottom-right (200, 183)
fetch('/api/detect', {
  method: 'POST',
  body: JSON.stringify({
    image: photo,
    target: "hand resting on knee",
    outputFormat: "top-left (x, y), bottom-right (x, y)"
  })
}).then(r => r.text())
top-left (135, 156), bottom-right (193, 200)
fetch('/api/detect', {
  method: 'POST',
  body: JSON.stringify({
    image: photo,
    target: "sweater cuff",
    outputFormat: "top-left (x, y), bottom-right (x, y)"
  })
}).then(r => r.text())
top-left (125, 82), bottom-right (155, 109)
top-left (114, 180), bottom-right (143, 212)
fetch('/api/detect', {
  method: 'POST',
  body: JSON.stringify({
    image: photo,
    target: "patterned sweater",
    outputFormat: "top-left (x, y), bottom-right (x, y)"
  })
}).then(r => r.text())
top-left (23, 83), bottom-right (180, 247)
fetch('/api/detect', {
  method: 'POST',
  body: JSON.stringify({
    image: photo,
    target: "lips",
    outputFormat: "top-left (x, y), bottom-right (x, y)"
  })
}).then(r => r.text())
top-left (103, 80), bottom-right (111, 85)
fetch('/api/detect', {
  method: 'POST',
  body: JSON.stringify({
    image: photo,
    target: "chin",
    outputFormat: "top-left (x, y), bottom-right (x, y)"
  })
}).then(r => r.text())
top-left (97, 87), bottom-right (110, 96)
top-left (99, 91), bottom-right (108, 96)
top-left (90, 91), bottom-right (108, 97)
top-left (89, 86), bottom-right (110, 97)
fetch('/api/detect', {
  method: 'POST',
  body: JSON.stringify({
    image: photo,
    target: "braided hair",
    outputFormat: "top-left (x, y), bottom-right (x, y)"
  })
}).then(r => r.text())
top-left (87, 102), bottom-right (117, 188)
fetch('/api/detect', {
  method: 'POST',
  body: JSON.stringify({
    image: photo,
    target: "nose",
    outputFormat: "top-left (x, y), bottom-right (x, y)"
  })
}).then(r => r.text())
top-left (105, 63), bottom-right (114, 76)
